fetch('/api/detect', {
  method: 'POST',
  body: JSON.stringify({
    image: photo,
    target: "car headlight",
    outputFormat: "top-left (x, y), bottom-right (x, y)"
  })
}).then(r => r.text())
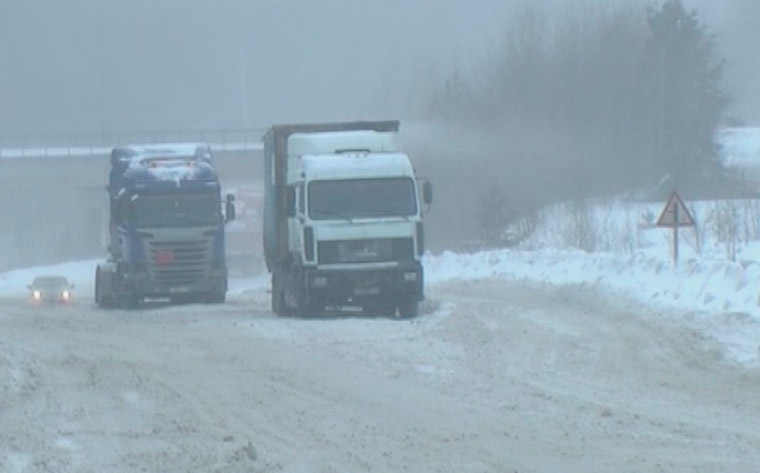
top-left (32, 290), bottom-right (42, 300)
top-left (61, 291), bottom-right (71, 300)
top-left (403, 272), bottom-right (418, 282)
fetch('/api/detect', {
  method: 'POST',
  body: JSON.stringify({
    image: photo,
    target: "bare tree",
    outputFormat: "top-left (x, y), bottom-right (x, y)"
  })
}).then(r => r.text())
top-left (476, 184), bottom-right (514, 248)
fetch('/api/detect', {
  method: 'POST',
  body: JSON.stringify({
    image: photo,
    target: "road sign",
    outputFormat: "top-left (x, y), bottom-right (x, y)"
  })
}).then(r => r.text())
top-left (656, 191), bottom-right (695, 266)
top-left (657, 192), bottom-right (694, 228)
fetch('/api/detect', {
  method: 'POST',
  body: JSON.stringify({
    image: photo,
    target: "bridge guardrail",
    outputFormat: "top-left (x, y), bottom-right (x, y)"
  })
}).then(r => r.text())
top-left (0, 128), bottom-right (266, 159)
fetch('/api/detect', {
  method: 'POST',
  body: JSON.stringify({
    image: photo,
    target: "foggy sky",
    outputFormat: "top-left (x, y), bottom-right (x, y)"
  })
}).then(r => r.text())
top-left (0, 0), bottom-right (758, 141)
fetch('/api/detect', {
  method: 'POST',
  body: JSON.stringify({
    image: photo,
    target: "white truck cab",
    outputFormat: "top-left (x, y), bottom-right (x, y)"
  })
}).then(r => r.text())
top-left (263, 121), bottom-right (431, 318)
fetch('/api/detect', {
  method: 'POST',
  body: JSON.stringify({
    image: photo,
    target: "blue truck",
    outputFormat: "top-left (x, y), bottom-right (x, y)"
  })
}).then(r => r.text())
top-left (95, 143), bottom-right (235, 308)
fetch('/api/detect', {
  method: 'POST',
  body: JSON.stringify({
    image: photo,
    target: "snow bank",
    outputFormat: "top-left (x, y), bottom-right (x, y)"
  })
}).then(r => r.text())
top-left (718, 127), bottom-right (760, 168)
top-left (425, 248), bottom-right (760, 318)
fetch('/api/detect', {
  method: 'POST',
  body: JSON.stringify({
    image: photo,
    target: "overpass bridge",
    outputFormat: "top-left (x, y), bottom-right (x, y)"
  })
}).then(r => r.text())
top-left (0, 128), bottom-right (264, 159)
top-left (0, 130), bottom-right (264, 272)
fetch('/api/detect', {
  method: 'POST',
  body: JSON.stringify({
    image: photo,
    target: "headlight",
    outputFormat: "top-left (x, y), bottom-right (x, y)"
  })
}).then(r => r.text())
top-left (32, 290), bottom-right (42, 300)
top-left (312, 276), bottom-right (328, 287)
top-left (61, 291), bottom-right (71, 300)
top-left (403, 272), bottom-right (418, 282)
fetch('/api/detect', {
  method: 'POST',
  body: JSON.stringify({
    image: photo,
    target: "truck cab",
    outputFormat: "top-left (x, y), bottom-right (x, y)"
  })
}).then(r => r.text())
top-left (95, 143), bottom-right (235, 308)
top-left (264, 122), bottom-right (431, 318)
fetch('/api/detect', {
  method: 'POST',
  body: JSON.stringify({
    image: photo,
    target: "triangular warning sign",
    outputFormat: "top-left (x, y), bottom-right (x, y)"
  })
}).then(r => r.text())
top-left (657, 191), bottom-right (694, 227)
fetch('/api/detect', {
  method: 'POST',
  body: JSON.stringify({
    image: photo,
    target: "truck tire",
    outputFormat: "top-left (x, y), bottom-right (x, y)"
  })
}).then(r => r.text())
top-left (95, 267), bottom-right (115, 308)
top-left (271, 275), bottom-right (279, 313)
top-left (95, 269), bottom-right (104, 307)
top-left (273, 285), bottom-right (293, 317)
top-left (272, 290), bottom-right (281, 314)
top-left (95, 281), bottom-right (109, 308)
top-left (277, 290), bottom-right (294, 316)
top-left (294, 284), bottom-right (318, 317)
top-left (272, 275), bottom-right (286, 315)
top-left (397, 299), bottom-right (419, 319)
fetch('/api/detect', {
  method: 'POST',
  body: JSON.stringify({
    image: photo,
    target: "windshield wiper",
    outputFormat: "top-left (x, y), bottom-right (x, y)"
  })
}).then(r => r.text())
top-left (364, 209), bottom-right (411, 220)
top-left (312, 209), bottom-right (354, 222)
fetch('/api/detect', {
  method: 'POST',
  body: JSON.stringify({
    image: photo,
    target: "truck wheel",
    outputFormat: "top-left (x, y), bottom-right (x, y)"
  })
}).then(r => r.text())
top-left (95, 281), bottom-right (108, 308)
top-left (272, 275), bottom-right (297, 316)
top-left (95, 267), bottom-right (114, 308)
top-left (271, 275), bottom-right (281, 314)
top-left (277, 290), bottom-right (294, 316)
top-left (95, 269), bottom-right (103, 307)
top-left (294, 285), bottom-right (317, 317)
top-left (397, 299), bottom-right (419, 319)
top-left (272, 290), bottom-right (281, 314)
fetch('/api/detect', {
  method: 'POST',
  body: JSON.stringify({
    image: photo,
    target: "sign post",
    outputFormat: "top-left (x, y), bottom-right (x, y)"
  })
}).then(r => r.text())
top-left (656, 191), bottom-right (695, 266)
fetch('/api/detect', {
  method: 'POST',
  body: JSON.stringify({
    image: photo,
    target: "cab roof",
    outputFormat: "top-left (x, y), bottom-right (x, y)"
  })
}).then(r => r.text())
top-left (111, 143), bottom-right (212, 164)
top-left (299, 152), bottom-right (414, 181)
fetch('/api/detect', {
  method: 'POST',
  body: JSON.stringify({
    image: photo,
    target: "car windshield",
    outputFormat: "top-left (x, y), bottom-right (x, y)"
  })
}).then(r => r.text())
top-left (131, 192), bottom-right (221, 228)
top-left (32, 276), bottom-right (69, 288)
top-left (308, 178), bottom-right (417, 220)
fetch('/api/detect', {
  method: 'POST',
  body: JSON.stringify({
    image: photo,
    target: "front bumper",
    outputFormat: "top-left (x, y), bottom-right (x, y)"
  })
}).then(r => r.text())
top-left (30, 296), bottom-right (72, 305)
top-left (122, 267), bottom-right (228, 297)
top-left (303, 262), bottom-right (423, 305)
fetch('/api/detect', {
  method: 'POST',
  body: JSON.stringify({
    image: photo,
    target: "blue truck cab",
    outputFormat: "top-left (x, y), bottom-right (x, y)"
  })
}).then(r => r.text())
top-left (95, 143), bottom-right (235, 308)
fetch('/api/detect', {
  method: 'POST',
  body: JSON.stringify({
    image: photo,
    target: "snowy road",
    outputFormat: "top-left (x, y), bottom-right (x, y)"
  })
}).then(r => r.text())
top-left (2, 278), bottom-right (760, 472)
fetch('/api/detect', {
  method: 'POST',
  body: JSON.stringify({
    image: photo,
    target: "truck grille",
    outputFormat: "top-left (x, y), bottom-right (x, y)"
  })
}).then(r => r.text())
top-left (317, 238), bottom-right (414, 265)
top-left (148, 239), bottom-right (210, 285)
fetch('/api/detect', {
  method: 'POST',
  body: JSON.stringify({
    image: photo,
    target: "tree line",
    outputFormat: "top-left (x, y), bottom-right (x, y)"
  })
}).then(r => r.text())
top-left (419, 0), bottom-right (733, 247)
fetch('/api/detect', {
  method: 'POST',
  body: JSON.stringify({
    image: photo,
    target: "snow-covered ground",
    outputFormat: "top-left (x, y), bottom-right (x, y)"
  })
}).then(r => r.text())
top-left (4, 201), bottom-right (760, 471)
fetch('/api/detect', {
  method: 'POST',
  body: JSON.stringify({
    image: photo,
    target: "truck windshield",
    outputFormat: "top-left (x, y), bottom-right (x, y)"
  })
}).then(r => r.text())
top-left (308, 178), bottom-right (417, 220)
top-left (131, 193), bottom-right (221, 228)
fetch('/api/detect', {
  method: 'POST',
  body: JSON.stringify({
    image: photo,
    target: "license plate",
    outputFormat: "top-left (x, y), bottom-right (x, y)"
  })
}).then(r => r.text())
top-left (169, 286), bottom-right (191, 293)
top-left (354, 287), bottom-right (380, 296)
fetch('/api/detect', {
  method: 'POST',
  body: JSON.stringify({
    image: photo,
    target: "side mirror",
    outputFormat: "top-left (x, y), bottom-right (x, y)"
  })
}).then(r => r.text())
top-left (70, 284), bottom-right (76, 289)
top-left (27, 284), bottom-right (32, 290)
top-left (225, 194), bottom-right (236, 222)
top-left (422, 181), bottom-right (433, 205)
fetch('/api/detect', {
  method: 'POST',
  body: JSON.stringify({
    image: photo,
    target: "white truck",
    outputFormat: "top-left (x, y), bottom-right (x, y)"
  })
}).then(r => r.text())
top-left (263, 121), bottom-right (432, 318)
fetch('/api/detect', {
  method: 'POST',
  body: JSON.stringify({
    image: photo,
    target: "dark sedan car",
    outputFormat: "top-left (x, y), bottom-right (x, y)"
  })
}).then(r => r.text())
top-left (28, 275), bottom-right (75, 304)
